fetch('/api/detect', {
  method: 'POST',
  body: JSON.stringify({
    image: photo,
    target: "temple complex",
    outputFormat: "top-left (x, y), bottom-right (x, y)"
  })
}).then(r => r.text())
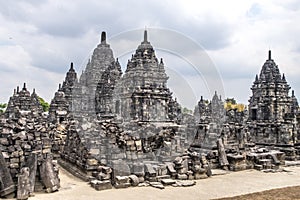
top-left (1, 30), bottom-right (300, 198)
top-left (50, 30), bottom-right (205, 191)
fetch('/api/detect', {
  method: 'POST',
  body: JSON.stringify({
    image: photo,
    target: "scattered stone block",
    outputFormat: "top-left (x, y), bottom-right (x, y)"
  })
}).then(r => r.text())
top-left (115, 176), bottom-right (130, 189)
top-left (0, 150), bottom-right (16, 197)
top-left (173, 180), bottom-right (196, 187)
top-left (177, 174), bottom-right (188, 180)
top-left (160, 179), bottom-right (176, 185)
top-left (129, 175), bottom-right (139, 186)
top-left (149, 182), bottom-right (164, 189)
top-left (145, 164), bottom-right (156, 178)
top-left (39, 157), bottom-right (60, 193)
top-left (91, 180), bottom-right (112, 191)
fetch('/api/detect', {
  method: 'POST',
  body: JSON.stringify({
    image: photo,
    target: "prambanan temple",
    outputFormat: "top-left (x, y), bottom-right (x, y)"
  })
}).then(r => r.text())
top-left (0, 30), bottom-right (299, 198)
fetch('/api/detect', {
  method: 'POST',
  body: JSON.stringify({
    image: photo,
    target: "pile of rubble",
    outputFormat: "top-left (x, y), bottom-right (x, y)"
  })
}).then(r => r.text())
top-left (88, 151), bottom-right (209, 191)
top-left (48, 121), bottom-right (68, 158)
top-left (0, 85), bottom-right (60, 199)
top-left (57, 115), bottom-right (211, 191)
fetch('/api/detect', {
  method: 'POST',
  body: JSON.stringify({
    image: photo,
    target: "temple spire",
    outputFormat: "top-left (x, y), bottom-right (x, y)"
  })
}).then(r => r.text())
top-left (160, 58), bottom-right (164, 64)
top-left (282, 73), bottom-right (286, 81)
top-left (255, 74), bottom-right (258, 82)
top-left (143, 29), bottom-right (148, 43)
top-left (268, 50), bottom-right (271, 60)
top-left (23, 83), bottom-right (26, 90)
top-left (70, 62), bottom-right (74, 70)
top-left (101, 31), bottom-right (106, 44)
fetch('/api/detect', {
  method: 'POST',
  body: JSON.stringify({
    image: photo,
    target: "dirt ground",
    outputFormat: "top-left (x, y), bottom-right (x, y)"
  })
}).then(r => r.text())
top-left (216, 186), bottom-right (300, 200)
top-left (26, 166), bottom-right (300, 200)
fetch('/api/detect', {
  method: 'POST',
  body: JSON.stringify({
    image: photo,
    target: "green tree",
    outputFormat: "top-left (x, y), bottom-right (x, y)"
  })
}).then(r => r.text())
top-left (236, 103), bottom-right (245, 112)
top-left (224, 99), bottom-right (246, 112)
top-left (182, 107), bottom-right (193, 114)
top-left (225, 98), bottom-right (237, 105)
top-left (38, 97), bottom-right (50, 112)
top-left (0, 103), bottom-right (7, 114)
top-left (224, 102), bottom-right (233, 111)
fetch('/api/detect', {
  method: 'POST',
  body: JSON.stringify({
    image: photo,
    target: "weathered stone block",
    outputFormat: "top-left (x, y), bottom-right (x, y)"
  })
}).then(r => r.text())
top-left (112, 160), bottom-right (130, 176)
top-left (128, 175), bottom-right (139, 186)
top-left (87, 158), bottom-right (98, 166)
top-left (0, 150), bottom-right (16, 198)
top-left (39, 158), bottom-right (60, 193)
top-left (91, 180), bottom-right (112, 191)
top-left (132, 163), bottom-right (145, 177)
top-left (177, 174), bottom-right (188, 180)
top-left (160, 179), bottom-right (176, 185)
top-left (194, 173), bottom-right (208, 179)
top-left (17, 167), bottom-right (30, 200)
top-left (145, 164), bottom-right (156, 177)
top-left (10, 163), bottom-right (19, 169)
top-left (149, 182), bottom-right (165, 189)
top-left (166, 163), bottom-right (176, 177)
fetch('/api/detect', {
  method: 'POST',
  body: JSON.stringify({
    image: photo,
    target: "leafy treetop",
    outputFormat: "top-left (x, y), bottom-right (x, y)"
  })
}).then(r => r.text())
top-left (38, 97), bottom-right (50, 112)
top-left (0, 103), bottom-right (7, 114)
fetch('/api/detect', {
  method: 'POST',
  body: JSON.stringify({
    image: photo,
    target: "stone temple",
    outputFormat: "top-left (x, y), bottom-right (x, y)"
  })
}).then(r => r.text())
top-left (94, 31), bottom-right (180, 124)
top-left (53, 30), bottom-right (202, 190)
top-left (248, 50), bottom-right (299, 145)
top-left (1, 30), bottom-right (300, 197)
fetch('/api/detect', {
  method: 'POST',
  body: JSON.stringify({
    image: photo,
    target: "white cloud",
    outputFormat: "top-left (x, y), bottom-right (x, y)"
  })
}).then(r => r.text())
top-left (0, 0), bottom-right (300, 108)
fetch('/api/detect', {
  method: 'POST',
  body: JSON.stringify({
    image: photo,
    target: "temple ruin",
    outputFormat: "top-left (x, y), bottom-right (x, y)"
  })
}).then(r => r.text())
top-left (0, 30), bottom-right (300, 198)
top-left (0, 84), bottom-right (60, 198)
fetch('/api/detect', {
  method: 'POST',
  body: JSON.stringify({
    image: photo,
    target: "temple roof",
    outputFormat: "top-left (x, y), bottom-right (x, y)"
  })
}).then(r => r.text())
top-left (62, 62), bottom-right (78, 90)
top-left (259, 50), bottom-right (282, 82)
top-left (137, 30), bottom-right (154, 51)
top-left (125, 30), bottom-right (160, 73)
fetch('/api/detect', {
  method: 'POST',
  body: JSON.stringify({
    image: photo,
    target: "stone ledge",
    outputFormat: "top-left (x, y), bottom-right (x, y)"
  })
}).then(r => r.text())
top-left (58, 158), bottom-right (90, 182)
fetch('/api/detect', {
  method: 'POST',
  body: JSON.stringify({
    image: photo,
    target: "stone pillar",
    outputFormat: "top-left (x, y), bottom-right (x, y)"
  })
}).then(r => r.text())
top-left (26, 153), bottom-right (37, 196)
top-left (39, 157), bottom-right (60, 193)
top-left (217, 138), bottom-right (229, 170)
top-left (0, 150), bottom-right (16, 197)
top-left (17, 167), bottom-right (30, 200)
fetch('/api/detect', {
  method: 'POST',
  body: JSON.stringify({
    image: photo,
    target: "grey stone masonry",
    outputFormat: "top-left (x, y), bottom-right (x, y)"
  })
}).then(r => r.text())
top-left (249, 50), bottom-right (295, 122)
top-left (248, 50), bottom-right (300, 145)
top-left (112, 30), bottom-right (181, 122)
top-left (95, 59), bottom-right (122, 118)
top-left (77, 31), bottom-right (118, 115)
top-left (5, 84), bottom-right (43, 118)
top-left (0, 85), bottom-right (60, 197)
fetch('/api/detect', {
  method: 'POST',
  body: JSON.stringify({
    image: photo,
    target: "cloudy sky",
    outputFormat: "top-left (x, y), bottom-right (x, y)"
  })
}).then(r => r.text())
top-left (0, 0), bottom-right (300, 109)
